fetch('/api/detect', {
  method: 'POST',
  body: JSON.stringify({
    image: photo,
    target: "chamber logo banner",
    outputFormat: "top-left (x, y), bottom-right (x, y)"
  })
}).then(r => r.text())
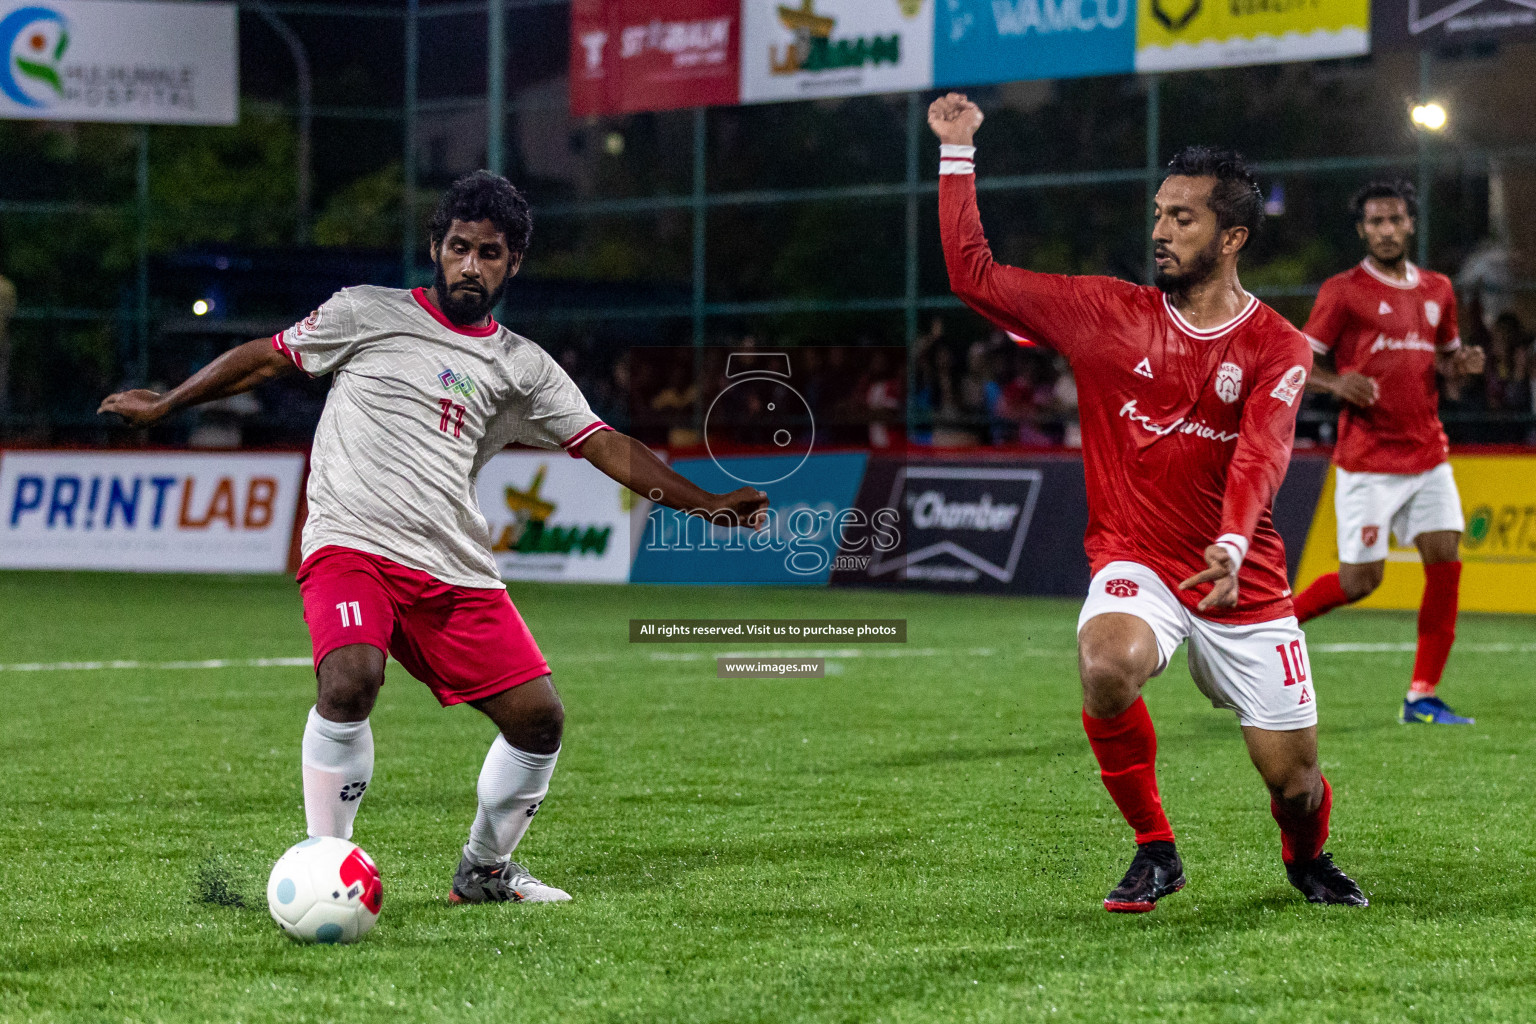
top-left (0, 451), bottom-right (302, 572)
top-left (570, 0), bottom-right (740, 116)
top-left (741, 0), bottom-right (933, 104)
top-left (1135, 0), bottom-right (1368, 72)
top-left (1372, 0), bottom-right (1536, 50)
top-left (0, 0), bottom-right (236, 125)
top-left (934, 0), bottom-right (1135, 86)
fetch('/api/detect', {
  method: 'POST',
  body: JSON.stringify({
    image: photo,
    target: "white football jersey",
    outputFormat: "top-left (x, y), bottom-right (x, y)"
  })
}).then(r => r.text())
top-left (274, 285), bottom-right (607, 588)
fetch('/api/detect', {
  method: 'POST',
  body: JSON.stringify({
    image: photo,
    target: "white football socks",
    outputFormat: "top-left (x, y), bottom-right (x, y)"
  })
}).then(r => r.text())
top-left (301, 706), bottom-right (374, 840)
top-left (464, 735), bottom-right (559, 866)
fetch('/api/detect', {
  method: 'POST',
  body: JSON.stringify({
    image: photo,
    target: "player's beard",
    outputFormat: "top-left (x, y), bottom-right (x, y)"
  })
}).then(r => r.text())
top-left (1153, 234), bottom-right (1223, 297)
top-left (434, 263), bottom-right (507, 326)
top-left (1368, 237), bottom-right (1408, 269)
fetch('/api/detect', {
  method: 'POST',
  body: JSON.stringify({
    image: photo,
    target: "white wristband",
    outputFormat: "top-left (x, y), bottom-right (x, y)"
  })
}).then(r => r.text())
top-left (939, 144), bottom-right (975, 176)
top-left (1215, 533), bottom-right (1249, 573)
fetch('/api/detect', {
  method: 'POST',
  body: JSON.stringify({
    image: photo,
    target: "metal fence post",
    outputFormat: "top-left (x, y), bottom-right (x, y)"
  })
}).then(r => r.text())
top-left (692, 105), bottom-right (707, 434)
top-left (905, 90), bottom-right (921, 440)
top-left (402, 0), bottom-right (419, 289)
top-left (487, 0), bottom-right (505, 176)
top-left (136, 126), bottom-right (150, 385)
top-left (1143, 74), bottom-right (1161, 284)
top-left (1417, 49), bottom-right (1433, 268)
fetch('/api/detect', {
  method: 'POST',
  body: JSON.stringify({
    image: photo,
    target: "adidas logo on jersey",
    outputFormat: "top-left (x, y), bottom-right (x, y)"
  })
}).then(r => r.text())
top-left (1134, 358), bottom-right (1154, 379)
top-left (1378, 300), bottom-right (1393, 316)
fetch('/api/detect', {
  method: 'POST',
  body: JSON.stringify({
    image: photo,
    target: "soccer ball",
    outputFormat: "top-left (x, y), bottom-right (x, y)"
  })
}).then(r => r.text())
top-left (266, 836), bottom-right (382, 944)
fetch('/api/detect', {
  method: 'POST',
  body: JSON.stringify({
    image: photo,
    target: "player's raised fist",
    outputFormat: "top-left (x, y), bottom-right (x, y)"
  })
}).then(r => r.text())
top-left (928, 93), bottom-right (983, 147)
top-left (708, 486), bottom-right (771, 532)
top-left (98, 388), bottom-right (167, 427)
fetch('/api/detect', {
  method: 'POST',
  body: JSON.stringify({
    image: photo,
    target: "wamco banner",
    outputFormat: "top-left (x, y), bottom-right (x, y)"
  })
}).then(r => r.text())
top-left (740, 0), bottom-right (933, 103)
top-left (570, 0), bottom-right (740, 116)
top-left (1135, 0), bottom-right (1370, 73)
top-left (0, 450), bottom-right (303, 572)
top-left (474, 450), bottom-right (643, 583)
top-left (1294, 453), bottom-right (1536, 614)
top-left (935, 0), bottom-right (1136, 86)
top-left (0, 0), bottom-right (237, 125)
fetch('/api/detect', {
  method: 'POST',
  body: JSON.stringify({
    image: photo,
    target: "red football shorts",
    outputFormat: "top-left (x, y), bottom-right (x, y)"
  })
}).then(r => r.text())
top-left (297, 545), bottom-right (550, 706)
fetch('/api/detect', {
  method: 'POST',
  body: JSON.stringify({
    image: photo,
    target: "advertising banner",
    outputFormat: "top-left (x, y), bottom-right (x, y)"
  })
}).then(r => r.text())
top-left (0, 0), bottom-right (237, 125)
top-left (630, 451), bottom-right (868, 584)
top-left (1371, 0), bottom-right (1536, 51)
top-left (1134, 0), bottom-right (1369, 73)
top-left (570, 0), bottom-right (740, 116)
top-left (474, 450), bottom-right (643, 583)
top-left (0, 450), bottom-right (303, 572)
top-left (1294, 454), bottom-right (1536, 614)
top-left (740, 0), bottom-right (933, 104)
top-left (934, 0), bottom-right (1136, 87)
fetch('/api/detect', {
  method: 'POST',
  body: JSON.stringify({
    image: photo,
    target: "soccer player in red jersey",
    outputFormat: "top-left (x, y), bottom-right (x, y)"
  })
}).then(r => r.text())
top-left (931, 93), bottom-right (1367, 911)
top-left (100, 172), bottom-right (768, 904)
top-left (1292, 181), bottom-right (1485, 725)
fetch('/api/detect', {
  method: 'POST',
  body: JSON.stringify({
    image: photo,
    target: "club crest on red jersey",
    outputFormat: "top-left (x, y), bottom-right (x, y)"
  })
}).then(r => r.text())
top-left (1105, 578), bottom-right (1139, 598)
top-left (1214, 362), bottom-right (1243, 403)
top-left (1424, 300), bottom-right (1442, 327)
top-left (1361, 525), bottom-right (1380, 547)
top-left (1269, 365), bottom-right (1307, 406)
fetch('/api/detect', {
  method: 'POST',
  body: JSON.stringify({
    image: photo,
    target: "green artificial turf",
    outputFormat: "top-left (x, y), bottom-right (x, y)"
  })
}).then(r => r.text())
top-left (2, 572), bottom-right (1535, 1023)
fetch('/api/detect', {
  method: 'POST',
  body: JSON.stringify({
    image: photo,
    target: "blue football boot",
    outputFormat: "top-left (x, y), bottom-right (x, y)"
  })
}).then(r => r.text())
top-left (1400, 695), bottom-right (1474, 725)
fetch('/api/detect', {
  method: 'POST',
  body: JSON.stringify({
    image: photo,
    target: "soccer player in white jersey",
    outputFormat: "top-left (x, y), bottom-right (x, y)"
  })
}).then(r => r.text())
top-left (99, 171), bottom-right (769, 903)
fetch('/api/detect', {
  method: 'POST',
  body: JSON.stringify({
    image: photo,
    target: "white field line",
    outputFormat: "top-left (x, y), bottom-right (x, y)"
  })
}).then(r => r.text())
top-left (2, 642), bottom-right (1531, 674)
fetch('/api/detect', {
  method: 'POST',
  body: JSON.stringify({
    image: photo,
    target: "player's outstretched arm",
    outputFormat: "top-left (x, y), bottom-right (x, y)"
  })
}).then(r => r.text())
top-left (580, 428), bottom-right (768, 530)
top-left (98, 337), bottom-right (297, 427)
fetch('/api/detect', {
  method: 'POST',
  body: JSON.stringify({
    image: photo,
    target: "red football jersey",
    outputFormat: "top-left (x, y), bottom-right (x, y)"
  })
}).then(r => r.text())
top-left (1303, 261), bottom-right (1459, 475)
top-left (940, 169), bottom-right (1310, 624)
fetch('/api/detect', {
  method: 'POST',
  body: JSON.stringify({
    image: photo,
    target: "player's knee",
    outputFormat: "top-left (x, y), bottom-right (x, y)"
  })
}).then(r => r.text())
top-left (504, 680), bottom-right (564, 754)
top-left (1077, 640), bottom-right (1151, 716)
top-left (316, 645), bottom-right (384, 721)
top-left (1268, 767), bottom-right (1323, 814)
top-left (1339, 562), bottom-right (1384, 601)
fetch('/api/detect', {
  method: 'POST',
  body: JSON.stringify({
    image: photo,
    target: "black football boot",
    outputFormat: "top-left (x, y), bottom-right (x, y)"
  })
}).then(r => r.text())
top-left (1103, 840), bottom-right (1186, 913)
top-left (1285, 851), bottom-right (1368, 907)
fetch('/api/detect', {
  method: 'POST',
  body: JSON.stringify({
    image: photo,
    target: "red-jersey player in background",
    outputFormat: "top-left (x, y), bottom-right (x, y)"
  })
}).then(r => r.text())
top-left (1292, 181), bottom-right (1485, 725)
top-left (931, 93), bottom-right (1367, 912)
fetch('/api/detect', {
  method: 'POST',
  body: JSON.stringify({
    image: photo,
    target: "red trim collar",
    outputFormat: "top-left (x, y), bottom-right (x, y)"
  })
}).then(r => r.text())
top-left (411, 287), bottom-right (500, 337)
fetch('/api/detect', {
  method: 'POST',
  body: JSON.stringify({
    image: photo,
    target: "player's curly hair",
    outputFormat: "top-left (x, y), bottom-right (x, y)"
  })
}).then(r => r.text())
top-left (1164, 146), bottom-right (1264, 242)
top-left (428, 170), bottom-right (534, 260)
top-left (1352, 179), bottom-right (1418, 222)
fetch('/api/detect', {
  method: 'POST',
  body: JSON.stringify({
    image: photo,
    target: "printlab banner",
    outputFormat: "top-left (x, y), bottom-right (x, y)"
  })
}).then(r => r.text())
top-left (1371, 0), bottom-right (1536, 50)
top-left (1135, 0), bottom-right (1370, 72)
top-left (474, 450), bottom-right (643, 583)
top-left (934, 0), bottom-right (1136, 86)
top-left (0, 450), bottom-right (303, 572)
top-left (0, 0), bottom-right (237, 124)
top-left (739, 0), bottom-right (933, 104)
top-left (570, 0), bottom-right (740, 116)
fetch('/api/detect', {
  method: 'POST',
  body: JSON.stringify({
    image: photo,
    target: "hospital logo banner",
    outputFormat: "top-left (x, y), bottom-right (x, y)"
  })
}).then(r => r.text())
top-left (0, 0), bottom-right (236, 124)
top-left (1134, 0), bottom-right (1369, 73)
top-left (740, 0), bottom-right (934, 104)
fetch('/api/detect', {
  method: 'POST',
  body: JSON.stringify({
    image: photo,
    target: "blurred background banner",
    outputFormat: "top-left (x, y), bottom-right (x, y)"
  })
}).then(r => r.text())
top-left (934, 0), bottom-right (1136, 86)
top-left (1134, 0), bottom-right (1370, 73)
top-left (1293, 453), bottom-right (1536, 614)
top-left (1372, 0), bottom-right (1536, 50)
top-left (570, 0), bottom-right (740, 117)
top-left (475, 449), bottom-right (645, 583)
top-left (739, 0), bottom-right (934, 104)
top-left (0, 450), bottom-right (302, 571)
top-left (0, 0), bottom-right (238, 125)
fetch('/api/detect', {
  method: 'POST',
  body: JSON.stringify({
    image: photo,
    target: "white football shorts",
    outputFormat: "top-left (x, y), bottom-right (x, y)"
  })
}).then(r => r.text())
top-left (1334, 463), bottom-right (1464, 564)
top-left (1077, 561), bottom-right (1318, 731)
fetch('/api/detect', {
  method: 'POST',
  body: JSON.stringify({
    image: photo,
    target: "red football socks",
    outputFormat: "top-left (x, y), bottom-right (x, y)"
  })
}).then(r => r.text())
top-left (1411, 561), bottom-right (1461, 695)
top-left (1082, 697), bottom-right (1175, 844)
top-left (1271, 776), bottom-right (1332, 865)
top-left (1293, 572), bottom-right (1351, 624)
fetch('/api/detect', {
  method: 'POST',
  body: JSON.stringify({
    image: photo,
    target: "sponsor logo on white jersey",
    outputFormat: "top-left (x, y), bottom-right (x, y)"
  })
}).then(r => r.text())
top-left (1118, 399), bottom-right (1239, 443)
top-left (1214, 362), bottom-right (1243, 403)
top-left (1424, 300), bottom-right (1442, 327)
top-left (1367, 331), bottom-right (1436, 355)
top-left (1134, 357), bottom-right (1154, 379)
top-left (1269, 365), bottom-right (1308, 406)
